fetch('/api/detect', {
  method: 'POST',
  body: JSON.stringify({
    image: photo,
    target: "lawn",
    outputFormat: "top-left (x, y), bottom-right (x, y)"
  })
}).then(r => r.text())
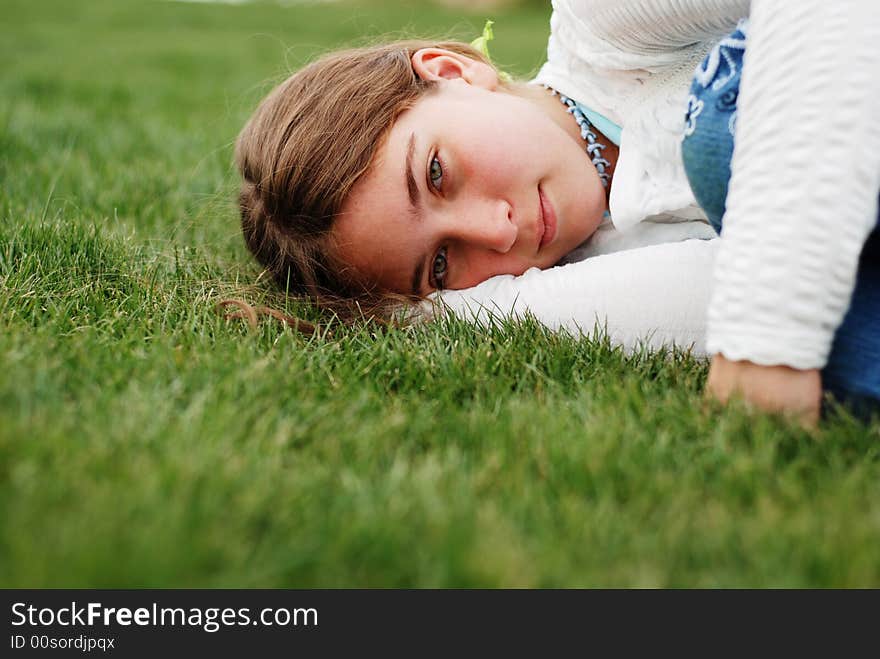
top-left (1, 0), bottom-right (878, 588)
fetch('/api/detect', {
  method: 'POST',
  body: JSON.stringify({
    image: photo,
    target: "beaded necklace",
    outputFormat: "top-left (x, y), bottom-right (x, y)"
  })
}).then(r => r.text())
top-left (544, 85), bottom-right (611, 189)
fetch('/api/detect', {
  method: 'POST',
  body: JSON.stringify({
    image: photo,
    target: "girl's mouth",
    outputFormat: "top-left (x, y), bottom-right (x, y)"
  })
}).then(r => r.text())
top-left (538, 185), bottom-right (557, 249)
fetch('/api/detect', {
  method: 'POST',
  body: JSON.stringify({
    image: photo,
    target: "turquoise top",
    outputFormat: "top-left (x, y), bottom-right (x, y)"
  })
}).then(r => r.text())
top-left (575, 103), bottom-right (622, 146)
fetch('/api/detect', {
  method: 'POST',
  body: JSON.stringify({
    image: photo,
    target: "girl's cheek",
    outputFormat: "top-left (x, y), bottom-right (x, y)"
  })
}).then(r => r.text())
top-left (468, 145), bottom-right (515, 185)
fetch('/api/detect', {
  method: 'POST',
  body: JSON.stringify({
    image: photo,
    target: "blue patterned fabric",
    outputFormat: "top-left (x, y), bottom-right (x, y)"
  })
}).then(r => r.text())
top-left (680, 19), bottom-right (880, 415)
top-left (681, 19), bottom-right (748, 232)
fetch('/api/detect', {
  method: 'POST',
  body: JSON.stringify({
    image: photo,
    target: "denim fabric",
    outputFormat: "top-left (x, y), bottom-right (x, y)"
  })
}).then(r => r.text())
top-left (823, 233), bottom-right (880, 415)
top-left (681, 19), bottom-right (880, 415)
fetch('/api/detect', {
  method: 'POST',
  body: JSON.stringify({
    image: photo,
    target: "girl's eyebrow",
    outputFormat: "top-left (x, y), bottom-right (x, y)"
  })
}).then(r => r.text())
top-left (405, 132), bottom-right (422, 217)
top-left (405, 131), bottom-right (426, 295)
top-left (411, 256), bottom-right (424, 297)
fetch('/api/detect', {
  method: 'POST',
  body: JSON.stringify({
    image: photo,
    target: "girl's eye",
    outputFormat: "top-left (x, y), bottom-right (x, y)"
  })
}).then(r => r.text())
top-left (431, 246), bottom-right (448, 289)
top-left (429, 155), bottom-right (443, 191)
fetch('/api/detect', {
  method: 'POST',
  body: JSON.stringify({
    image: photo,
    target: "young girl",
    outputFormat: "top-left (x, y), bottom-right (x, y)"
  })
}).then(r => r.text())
top-left (234, 0), bottom-right (878, 420)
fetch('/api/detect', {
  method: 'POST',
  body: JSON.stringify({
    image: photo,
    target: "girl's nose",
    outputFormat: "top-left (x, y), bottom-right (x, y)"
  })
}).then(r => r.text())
top-left (444, 199), bottom-right (517, 253)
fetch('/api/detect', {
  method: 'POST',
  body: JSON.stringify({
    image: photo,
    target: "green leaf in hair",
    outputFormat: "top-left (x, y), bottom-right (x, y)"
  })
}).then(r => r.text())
top-left (470, 20), bottom-right (513, 84)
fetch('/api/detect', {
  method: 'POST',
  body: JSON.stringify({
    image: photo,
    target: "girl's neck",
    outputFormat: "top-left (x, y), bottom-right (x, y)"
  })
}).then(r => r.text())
top-left (516, 82), bottom-right (619, 200)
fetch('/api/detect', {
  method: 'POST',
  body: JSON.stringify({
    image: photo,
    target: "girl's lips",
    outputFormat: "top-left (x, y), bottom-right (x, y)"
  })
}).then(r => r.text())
top-left (538, 185), bottom-right (557, 249)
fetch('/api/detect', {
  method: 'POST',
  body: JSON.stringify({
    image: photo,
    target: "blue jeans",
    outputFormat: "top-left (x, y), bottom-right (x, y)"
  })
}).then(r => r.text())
top-left (681, 19), bottom-right (880, 416)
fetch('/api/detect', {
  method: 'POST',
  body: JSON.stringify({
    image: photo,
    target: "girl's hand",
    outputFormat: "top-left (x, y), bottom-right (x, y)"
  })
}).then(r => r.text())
top-left (706, 354), bottom-right (822, 427)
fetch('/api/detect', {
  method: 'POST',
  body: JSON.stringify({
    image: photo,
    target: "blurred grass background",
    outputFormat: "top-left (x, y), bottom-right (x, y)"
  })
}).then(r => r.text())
top-left (1, 0), bottom-right (879, 588)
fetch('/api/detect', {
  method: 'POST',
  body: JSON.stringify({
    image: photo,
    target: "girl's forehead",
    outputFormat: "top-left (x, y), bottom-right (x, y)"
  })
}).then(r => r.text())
top-left (403, 81), bottom-right (494, 117)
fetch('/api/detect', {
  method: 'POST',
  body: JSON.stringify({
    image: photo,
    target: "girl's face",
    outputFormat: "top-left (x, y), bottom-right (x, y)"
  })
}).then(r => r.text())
top-left (331, 49), bottom-right (606, 296)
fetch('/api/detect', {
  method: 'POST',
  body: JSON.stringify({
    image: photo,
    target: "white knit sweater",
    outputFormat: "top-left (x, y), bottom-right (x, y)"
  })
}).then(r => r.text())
top-left (534, 0), bottom-right (880, 370)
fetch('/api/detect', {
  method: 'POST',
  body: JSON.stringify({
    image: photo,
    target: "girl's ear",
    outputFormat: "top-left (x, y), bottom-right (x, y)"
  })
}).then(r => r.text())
top-left (411, 48), bottom-right (499, 90)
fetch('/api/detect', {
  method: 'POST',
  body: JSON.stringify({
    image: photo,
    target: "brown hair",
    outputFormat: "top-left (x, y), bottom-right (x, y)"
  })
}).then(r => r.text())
top-left (233, 39), bottom-right (497, 323)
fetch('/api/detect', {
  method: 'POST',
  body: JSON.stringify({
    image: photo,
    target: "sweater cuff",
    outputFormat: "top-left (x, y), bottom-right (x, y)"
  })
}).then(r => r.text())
top-left (705, 323), bottom-right (832, 371)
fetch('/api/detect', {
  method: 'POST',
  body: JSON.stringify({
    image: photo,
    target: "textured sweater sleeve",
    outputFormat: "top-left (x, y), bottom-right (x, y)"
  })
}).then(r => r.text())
top-left (580, 0), bottom-right (750, 55)
top-left (429, 240), bottom-right (717, 357)
top-left (707, 0), bottom-right (880, 369)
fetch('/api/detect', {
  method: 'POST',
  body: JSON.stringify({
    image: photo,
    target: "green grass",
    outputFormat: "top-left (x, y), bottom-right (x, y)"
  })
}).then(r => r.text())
top-left (2, 0), bottom-right (879, 588)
